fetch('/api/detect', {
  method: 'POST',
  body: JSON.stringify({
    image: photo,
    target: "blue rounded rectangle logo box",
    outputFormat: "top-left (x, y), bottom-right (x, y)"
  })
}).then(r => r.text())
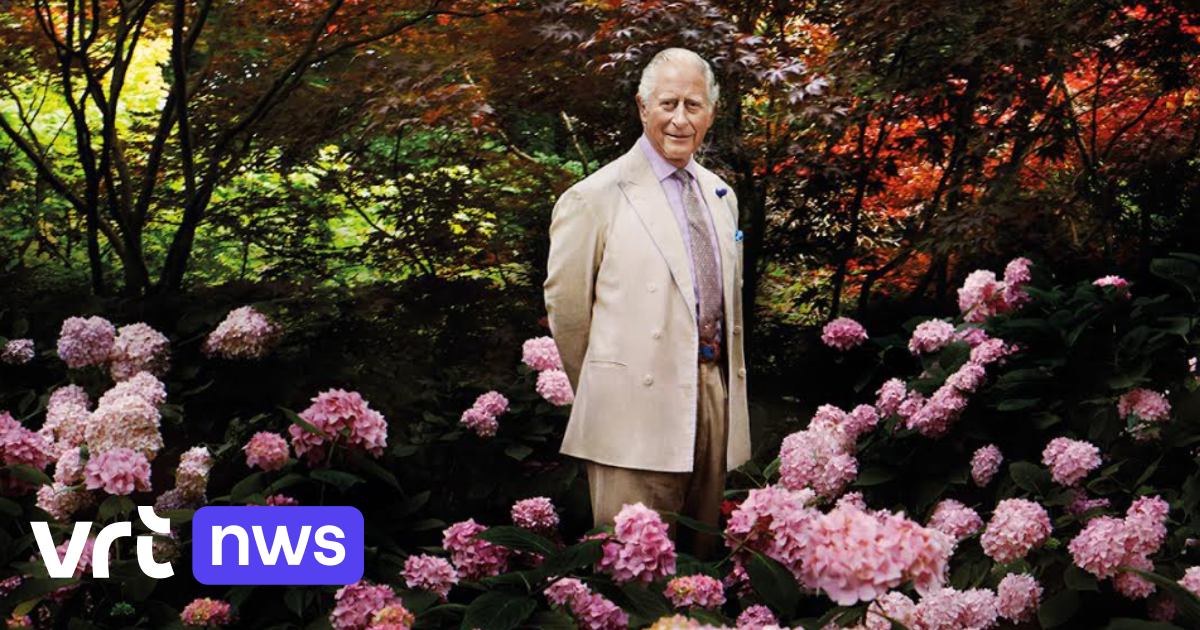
top-left (192, 506), bottom-right (364, 585)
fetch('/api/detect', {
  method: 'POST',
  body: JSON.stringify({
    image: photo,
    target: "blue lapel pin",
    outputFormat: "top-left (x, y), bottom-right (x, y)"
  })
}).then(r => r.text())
top-left (735, 230), bottom-right (744, 242)
top-left (716, 187), bottom-right (728, 198)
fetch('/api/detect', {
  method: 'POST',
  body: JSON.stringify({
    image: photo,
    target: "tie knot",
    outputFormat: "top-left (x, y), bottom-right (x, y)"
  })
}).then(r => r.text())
top-left (671, 168), bottom-right (691, 183)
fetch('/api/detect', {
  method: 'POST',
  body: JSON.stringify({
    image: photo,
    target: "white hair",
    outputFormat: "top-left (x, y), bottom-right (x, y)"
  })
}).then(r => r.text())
top-left (637, 48), bottom-right (719, 110)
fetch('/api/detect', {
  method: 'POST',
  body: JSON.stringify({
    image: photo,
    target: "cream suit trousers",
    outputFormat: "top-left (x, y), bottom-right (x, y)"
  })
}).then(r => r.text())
top-left (586, 360), bottom-right (729, 560)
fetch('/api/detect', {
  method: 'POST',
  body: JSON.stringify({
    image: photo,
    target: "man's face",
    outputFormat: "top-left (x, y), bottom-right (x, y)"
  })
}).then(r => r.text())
top-left (637, 61), bottom-right (715, 168)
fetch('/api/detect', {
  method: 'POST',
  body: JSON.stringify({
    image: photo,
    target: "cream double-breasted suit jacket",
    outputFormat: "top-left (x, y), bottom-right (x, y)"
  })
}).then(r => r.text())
top-left (544, 143), bottom-right (752, 473)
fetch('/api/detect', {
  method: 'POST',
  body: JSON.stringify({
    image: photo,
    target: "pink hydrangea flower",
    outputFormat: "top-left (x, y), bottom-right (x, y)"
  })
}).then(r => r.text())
top-left (724, 485), bottom-right (818, 581)
top-left (85, 394), bottom-right (164, 461)
top-left (536, 369), bottom-right (575, 406)
top-left (980, 499), bottom-right (1051, 564)
top-left (958, 270), bottom-right (1008, 323)
top-left (370, 604), bottom-right (414, 630)
top-left (863, 591), bottom-right (917, 630)
top-left (244, 432), bottom-right (290, 471)
top-left (288, 389), bottom-right (388, 464)
top-left (821, 317), bottom-right (868, 351)
top-left (1095, 275), bottom-right (1131, 298)
top-left (522, 336), bottom-right (563, 372)
top-left (908, 319), bottom-right (957, 354)
top-left (1, 339), bottom-right (34, 365)
top-left (512, 497), bottom-right (559, 534)
top-left (913, 587), bottom-right (998, 630)
top-left (665, 574), bottom-right (725, 609)
top-left (99, 371), bottom-right (167, 408)
top-left (473, 391), bottom-right (508, 417)
top-left (331, 580), bottom-right (400, 630)
top-left (927, 499), bottom-right (983, 542)
top-left (546, 578), bottom-right (628, 630)
top-left (779, 427), bottom-right (858, 499)
top-left (83, 447), bottom-right (152, 495)
top-left (969, 338), bottom-right (1016, 366)
top-left (956, 326), bottom-right (991, 347)
top-left (204, 306), bottom-right (280, 359)
top-left (36, 482), bottom-right (95, 521)
top-left (1065, 488), bottom-right (1111, 517)
top-left (546, 577), bottom-right (590, 607)
top-left (1042, 437), bottom-right (1102, 486)
top-left (181, 598), bottom-right (234, 627)
top-left (459, 407), bottom-right (499, 438)
top-left (402, 554), bottom-right (458, 600)
top-left (53, 447), bottom-right (86, 485)
top-left (1113, 553), bottom-right (1156, 599)
top-left (44, 394), bottom-right (89, 448)
top-left (971, 445), bottom-right (1003, 487)
top-left (176, 446), bottom-right (213, 499)
top-left (254, 494), bottom-right (300, 506)
top-left (1179, 567), bottom-right (1200, 597)
top-left (596, 503), bottom-right (677, 585)
top-left (1118, 389), bottom-right (1171, 441)
top-left (1003, 257), bottom-right (1033, 310)
top-left (109, 323), bottom-right (170, 381)
top-left (57, 316), bottom-right (116, 369)
top-left (735, 604), bottom-right (776, 629)
top-left (1149, 594), bottom-right (1177, 622)
top-left (442, 519), bottom-right (510, 580)
top-left (904, 385), bottom-right (968, 438)
top-left (875, 378), bottom-right (906, 417)
top-left (1125, 496), bottom-right (1169, 557)
top-left (945, 362), bottom-right (986, 393)
top-left (0, 412), bottom-right (56, 472)
top-left (997, 573), bottom-right (1042, 623)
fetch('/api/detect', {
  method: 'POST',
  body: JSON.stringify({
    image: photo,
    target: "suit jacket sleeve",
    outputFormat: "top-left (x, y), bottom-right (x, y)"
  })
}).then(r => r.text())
top-left (544, 187), bottom-right (606, 390)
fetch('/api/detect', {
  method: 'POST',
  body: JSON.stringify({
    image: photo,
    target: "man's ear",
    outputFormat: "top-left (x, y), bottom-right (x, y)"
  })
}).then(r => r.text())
top-left (636, 95), bottom-right (647, 122)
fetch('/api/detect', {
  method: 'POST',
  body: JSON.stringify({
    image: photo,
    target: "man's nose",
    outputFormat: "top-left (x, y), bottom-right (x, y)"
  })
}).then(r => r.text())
top-left (670, 106), bottom-right (689, 127)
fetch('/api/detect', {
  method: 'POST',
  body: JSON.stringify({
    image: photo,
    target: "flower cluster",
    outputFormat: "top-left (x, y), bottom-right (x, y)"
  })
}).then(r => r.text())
top-left (546, 578), bottom-right (628, 630)
top-left (911, 587), bottom-right (999, 630)
top-left (971, 445), bottom-right (1004, 487)
top-left (331, 580), bottom-right (400, 630)
top-left (402, 554), bottom-right (458, 600)
top-left (956, 258), bottom-right (1034, 323)
top-left (181, 598), bottom-right (234, 627)
top-left (1117, 388), bottom-right (1171, 441)
top-left (724, 485), bottom-right (817, 580)
top-left (664, 574), bottom-right (725, 609)
top-left (204, 306), bottom-right (280, 359)
top-left (370, 604), bottom-right (414, 630)
top-left (908, 319), bottom-right (957, 354)
top-left (537, 369), bottom-right (575, 406)
top-left (2, 339), bottom-right (34, 365)
top-left (1042, 437), bottom-right (1102, 486)
top-left (57, 316), bottom-right (116, 369)
top-left (779, 424), bottom-right (857, 499)
top-left (85, 385), bottom-right (164, 461)
top-left (244, 431), bottom-right (290, 471)
top-left (1095, 275), bottom-right (1131, 298)
top-left (596, 503), bottom-right (677, 585)
top-left (175, 446), bottom-right (213, 499)
top-left (1, 412), bottom-right (56, 495)
top-left (522, 336), bottom-right (564, 372)
top-left (512, 497), bottom-right (559, 534)
top-left (875, 378), bottom-right (906, 417)
top-left (109, 322), bottom-right (170, 381)
top-left (735, 605), bottom-right (776, 629)
top-left (1068, 496), bottom-right (1169, 599)
top-left (42, 385), bottom-right (90, 447)
top-left (980, 499), bottom-right (1052, 564)
top-left (288, 389), bottom-right (388, 464)
top-left (926, 499), bottom-right (983, 542)
top-left (83, 447), bottom-right (152, 495)
top-left (821, 317), bottom-right (868, 351)
top-left (442, 519), bottom-right (511, 580)
top-left (460, 391), bottom-right (508, 438)
top-left (997, 573), bottom-right (1042, 623)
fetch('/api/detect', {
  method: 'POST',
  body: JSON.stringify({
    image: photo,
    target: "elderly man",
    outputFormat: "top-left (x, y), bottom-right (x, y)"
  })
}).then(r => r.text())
top-left (544, 48), bottom-right (750, 558)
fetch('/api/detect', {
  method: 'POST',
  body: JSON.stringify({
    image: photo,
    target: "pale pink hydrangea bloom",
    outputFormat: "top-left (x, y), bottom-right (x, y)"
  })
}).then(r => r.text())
top-left (779, 427), bottom-right (858, 498)
top-left (546, 577), bottom-right (628, 630)
top-left (980, 499), bottom-right (1052, 564)
top-left (522, 336), bottom-right (563, 372)
top-left (83, 447), bottom-right (152, 495)
top-left (862, 591), bottom-right (917, 630)
top-left (43, 399), bottom-right (89, 448)
top-left (442, 519), bottom-right (511, 580)
top-left (459, 407), bottom-right (499, 438)
top-left (512, 497), bottom-right (559, 534)
top-left (1094, 275), bottom-right (1131, 297)
top-left (821, 317), bottom-right (868, 351)
top-left (109, 323), bottom-right (170, 381)
top-left (536, 369), bottom-right (575, 406)
top-left (904, 385), bottom-right (968, 438)
top-left (997, 573), bottom-right (1042, 623)
top-left (244, 432), bottom-right (290, 471)
top-left (1069, 516), bottom-right (1133, 579)
top-left (927, 499), bottom-right (983, 542)
top-left (1003, 257), bottom-right (1033, 310)
top-left (1125, 496), bottom-right (1169, 557)
top-left (546, 577), bottom-right (590, 607)
top-left (53, 447), bottom-right (85, 485)
top-left (724, 485), bottom-right (818, 580)
top-left (945, 362), bottom-right (986, 393)
top-left (956, 326), bottom-right (991, 347)
top-left (969, 338), bottom-right (1016, 366)
top-left (735, 604), bottom-right (776, 629)
top-left (912, 587), bottom-right (998, 630)
top-left (473, 391), bottom-right (508, 417)
top-left (1179, 566), bottom-right (1200, 597)
top-left (288, 389), bottom-right (388, 464)
top-left (181, 598), bottom-right (234, 627)
top-left (331, 580), bottom-right (400, 630)
top-left (36, 482), bottom-right (95, 521)
top-left (836, 491), bottom-right (868, 511)
top-left (1042, 437), bottom-right (1102, 486)
top-left (1118, 389), bottom-right (1171, 441)
top-left (402, 554), bottom-right (458, 600)
top-left (875, 378), bottom-right (906, 417)
top-left (176, 446), bottom-right (213, 498)
top-left (85, 394), bottom-right (163, 461)
top-left (1065, 488), bottom-right (1111, 517)
top-left (0, 412), bottom-right (56, 472)
top-left (958, 270), bottom-right (1008, 323)
top-left (370, 604), bottom-right (414, 630)
top-left (57, 316), bottom-right (116, 369)
top-left (1113, 553), bottom-right (1156, 599)
top-left (263, 494), bottom-right (299, 506)
top-left (971, 445), bottom-right (1003, 487)
top-left (50, 385), bottom-right (91, 411)
top-left (98, 371), bottom-right (167, 408)
top-left (664, 574), bottom-right (725, 609)
top-left (908, 319), bottom-right (957, 354)
top-left (204, 306), bottom-right (280, 359)
top-left (596, 503), bottom-right (677, 585)
top-left (2, 339), bottom-right (34, 365)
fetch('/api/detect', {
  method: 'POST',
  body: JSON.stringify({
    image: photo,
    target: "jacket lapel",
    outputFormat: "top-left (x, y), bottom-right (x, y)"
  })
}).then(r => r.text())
top-left (618, 147), bottom-right (697, 322)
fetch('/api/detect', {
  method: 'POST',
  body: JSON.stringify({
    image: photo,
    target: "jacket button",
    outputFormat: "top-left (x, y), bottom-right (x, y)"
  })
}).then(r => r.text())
top-left (647, 283), bottom-right (657, 293)
top-left (643, 375), bottom-right (654, 386)
top-left (733, 325), bottom-right (742, 336)
top-left (651, 329), bottom-right (662, 339)
top-left (737, 368), bottom-right (746, 378)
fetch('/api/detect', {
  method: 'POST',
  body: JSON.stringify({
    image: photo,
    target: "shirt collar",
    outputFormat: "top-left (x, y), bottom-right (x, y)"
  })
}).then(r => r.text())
top-left (638, 133), bottom-right (699, 183)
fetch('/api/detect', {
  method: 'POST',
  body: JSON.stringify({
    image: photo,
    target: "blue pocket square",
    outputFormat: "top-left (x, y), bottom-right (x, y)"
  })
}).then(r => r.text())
top-left (735, 230), bottom-right (744, 242)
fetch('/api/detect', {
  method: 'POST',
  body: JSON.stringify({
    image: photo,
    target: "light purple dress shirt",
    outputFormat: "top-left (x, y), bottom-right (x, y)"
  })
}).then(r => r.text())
top-left (637, 134), bottom-right (725, 336)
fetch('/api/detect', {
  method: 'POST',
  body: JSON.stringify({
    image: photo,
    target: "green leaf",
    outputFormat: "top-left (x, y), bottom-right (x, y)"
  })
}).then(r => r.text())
top-left (98, 495), bottom-right (135, 521)
top-left (664, 511), bottom-right (723, 536)
top-left (746, 550), bottom-right (800, 619)
top-left (854, 466), bottom-right (897, 486)
top-left (281, 406), bottom-right (329, 439)
top-left (230, 472), bottom-right (267, 503)
top-left (1103, 619), bottom-right (1187, 630)
top-left (0, 497), bottom-right (22, 518)
top-left (540, 539), bottom-right (604, 576)
top-left (997, 398), bottom-right (1041, 411)
top-left (349, 451), bottom-right (403, 491)
top-left (5, 464), bottom-right (51, 486)
top-left (621, 583), bottom-right (671, 620)
top-left (1063, 565), bottom-right (1099, 592)
top-left (1010, 462), bottom-right (1050, 496)
top-left (1128, 570), bottom-right (1200, 626)
top-left (310, 470), bottom-right (364, 494)
top-left (476, 526), bottom-right (558, 557)
top-left (525, 610), bottom-right (575, 630)
top-left (266, 473), bottom-right (309, 495)
top-left (504, 445), bottom-right (534, 461)
top-left (286, 588), bottom-right (307, 617)
top-left (1037, 588), bottom-right (1080, 628)
top-left (459, 591), bottom-right (537, 630)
